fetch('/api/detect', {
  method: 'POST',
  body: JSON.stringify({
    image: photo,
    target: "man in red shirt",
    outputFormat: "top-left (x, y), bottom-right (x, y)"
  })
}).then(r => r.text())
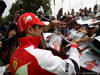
top-left (9, 12), bottom-right (80, 75)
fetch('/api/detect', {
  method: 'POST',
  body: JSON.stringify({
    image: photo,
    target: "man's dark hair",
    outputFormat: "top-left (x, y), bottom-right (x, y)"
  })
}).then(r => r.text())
top-left (0, 0), bottom-right (7, 16)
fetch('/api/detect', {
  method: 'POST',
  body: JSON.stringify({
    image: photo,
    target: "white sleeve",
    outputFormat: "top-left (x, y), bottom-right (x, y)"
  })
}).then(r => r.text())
top-left (67, 47), bottom-right (80, 74)
top-left (68, 47), bottom-right (80, 66)
top-left (25, 46), bottom-right (80, 75)
top-left (0, 66), bottom-right (6, 73)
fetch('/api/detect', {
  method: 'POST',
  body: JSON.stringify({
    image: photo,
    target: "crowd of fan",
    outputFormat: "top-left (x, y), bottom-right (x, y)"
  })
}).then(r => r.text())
top-left (0, 4), bottom-right (100, 75)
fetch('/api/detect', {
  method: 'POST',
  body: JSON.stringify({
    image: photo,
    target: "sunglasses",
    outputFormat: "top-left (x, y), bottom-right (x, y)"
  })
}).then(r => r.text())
top-left (32, 24), bottom-right (43, 30)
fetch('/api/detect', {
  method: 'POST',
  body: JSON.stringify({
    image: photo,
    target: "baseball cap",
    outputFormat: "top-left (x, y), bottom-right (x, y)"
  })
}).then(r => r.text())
top-left (17, 12), bottom-right (46, 32)
top-left (82, 24), bottom-right (96, 28)
top-left (95, 12), bottom-right (100, 17)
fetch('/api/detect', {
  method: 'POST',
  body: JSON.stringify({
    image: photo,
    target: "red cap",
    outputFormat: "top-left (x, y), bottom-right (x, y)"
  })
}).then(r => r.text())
top-left (17, 12), bottom-right (45, 32)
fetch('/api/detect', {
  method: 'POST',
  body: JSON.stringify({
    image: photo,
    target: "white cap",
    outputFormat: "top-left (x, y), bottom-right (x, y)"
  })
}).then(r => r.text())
top-left (95, 12), bottom-right (100, 17)
top-left (95, 5), bottom-right (100, 17)
top-left (95, 36), bottom-right (100, 42)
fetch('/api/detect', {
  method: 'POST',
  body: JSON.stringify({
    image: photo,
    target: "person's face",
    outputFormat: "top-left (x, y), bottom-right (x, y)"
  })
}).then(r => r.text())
top-left (75, 24), bottom-right (81, 30)
top-left (61, 22), bottom-right (66, 28)
top-left (32, 25), bottom-right (43, 36)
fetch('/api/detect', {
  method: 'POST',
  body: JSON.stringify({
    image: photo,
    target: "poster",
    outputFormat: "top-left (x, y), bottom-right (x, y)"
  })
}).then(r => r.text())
top-left (48, 31), bottom-right (62, 52)
top-left (80, 49), bottom-right (100, 73)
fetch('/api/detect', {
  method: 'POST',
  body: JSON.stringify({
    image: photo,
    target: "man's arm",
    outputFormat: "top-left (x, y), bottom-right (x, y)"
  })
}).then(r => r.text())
top-left (25, 43), bottom-right (80, 75)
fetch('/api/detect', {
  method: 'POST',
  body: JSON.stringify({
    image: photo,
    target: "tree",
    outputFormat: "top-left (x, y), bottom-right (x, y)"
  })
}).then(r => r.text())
top-left (3, 0), bottom-right (52, 23)
top-left (10, 0), bottom-right (51, 17)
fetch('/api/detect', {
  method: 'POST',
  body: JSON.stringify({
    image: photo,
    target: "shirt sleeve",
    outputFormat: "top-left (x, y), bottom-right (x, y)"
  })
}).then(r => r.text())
top-left (25, 46), bottom-right (80, 75)
top-left (0, 66), bottom-right (6, 73)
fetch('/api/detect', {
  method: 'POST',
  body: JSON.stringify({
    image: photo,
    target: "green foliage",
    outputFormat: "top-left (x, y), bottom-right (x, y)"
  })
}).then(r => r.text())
top-left (21, 0), bottom-right (51, 15)
top-left (3, 0), bottom-right (51, 22)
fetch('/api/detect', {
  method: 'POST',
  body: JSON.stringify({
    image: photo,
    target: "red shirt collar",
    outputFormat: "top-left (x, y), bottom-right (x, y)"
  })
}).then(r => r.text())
top-left (18, 36), bottom-right (41, 48)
